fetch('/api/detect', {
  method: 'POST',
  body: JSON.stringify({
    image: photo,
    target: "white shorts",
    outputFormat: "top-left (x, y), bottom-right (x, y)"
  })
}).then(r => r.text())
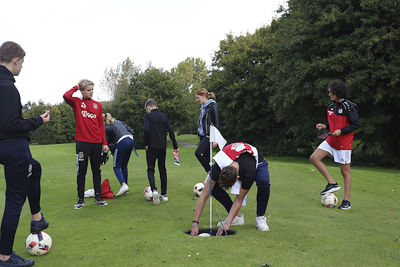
top-left (318, 140), bottom-right (352, 164)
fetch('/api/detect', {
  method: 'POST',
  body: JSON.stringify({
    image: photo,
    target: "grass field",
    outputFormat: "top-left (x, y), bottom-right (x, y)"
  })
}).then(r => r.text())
top-left (0, 135), bottom-right (399, 266)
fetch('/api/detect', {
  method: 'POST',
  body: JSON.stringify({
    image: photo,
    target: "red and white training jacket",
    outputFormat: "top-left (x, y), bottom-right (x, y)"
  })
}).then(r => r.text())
top-left (213, 142), bottom-right (258, 169)
top-left (63, 86), bottom-right (107, 145)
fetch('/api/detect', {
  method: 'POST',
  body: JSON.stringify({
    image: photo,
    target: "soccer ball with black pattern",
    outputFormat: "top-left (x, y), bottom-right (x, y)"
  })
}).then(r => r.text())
top-left (26, 231), bottom-right (52, 256)
top-left (321, 193), bottom-right (338, 208)
top-left (193, 183), bottom-right (204, 197)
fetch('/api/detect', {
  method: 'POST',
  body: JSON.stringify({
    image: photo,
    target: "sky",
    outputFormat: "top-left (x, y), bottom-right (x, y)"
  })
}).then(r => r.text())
top-left (1, 0), bottom-right (287, 105)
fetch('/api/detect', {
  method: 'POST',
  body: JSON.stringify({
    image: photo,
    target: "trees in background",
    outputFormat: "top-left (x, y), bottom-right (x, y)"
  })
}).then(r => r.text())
top-left (23, 0), bottom-right (400, 166)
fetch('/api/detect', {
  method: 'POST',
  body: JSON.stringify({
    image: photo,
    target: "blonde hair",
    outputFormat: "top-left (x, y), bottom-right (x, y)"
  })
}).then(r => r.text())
top-left (195, 88), bottom-right (216, 100)
top-left (104, 113), bottom-right (115, 125)
top-left (78, 79), bottom-right (94, 91)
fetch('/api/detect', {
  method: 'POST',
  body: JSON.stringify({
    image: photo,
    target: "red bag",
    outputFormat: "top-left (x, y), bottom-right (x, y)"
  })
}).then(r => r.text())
top-left (101, 179), bottom-right (114, 199)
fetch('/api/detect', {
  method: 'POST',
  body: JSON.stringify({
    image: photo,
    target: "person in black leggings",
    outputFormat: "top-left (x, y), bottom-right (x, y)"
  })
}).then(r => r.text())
top-left (194, 88), bottom-right (220, 175)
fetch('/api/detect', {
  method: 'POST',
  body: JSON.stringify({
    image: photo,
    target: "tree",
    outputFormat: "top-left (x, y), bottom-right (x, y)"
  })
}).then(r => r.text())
top-left (100, 57), bottom-right (140, 102)
top-left (170, 57), bottom-right (209, 134)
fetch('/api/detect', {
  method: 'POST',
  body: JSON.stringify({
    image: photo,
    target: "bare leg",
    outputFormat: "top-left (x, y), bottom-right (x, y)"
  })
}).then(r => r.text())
top-left (340, 164), bottom-right (352, 201)
top-left (310, 149), bottom-right (336, 184)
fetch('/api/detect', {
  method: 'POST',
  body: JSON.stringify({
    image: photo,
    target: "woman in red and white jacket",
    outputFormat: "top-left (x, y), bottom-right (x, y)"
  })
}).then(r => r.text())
top-left (63, 79), bottom-right (109, 209)
top-left (310, 79), bottom-right (359, 210)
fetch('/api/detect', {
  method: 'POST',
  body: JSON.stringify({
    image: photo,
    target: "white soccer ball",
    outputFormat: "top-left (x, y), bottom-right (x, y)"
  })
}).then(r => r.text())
top-left (321, 193), bottom-right (338, 208)
top-left (26, 232), bottom-right (52, 256)
top-left (144, 186), bottom-right (153, 201)
top-left (193, 183), bottom-right (205, 197)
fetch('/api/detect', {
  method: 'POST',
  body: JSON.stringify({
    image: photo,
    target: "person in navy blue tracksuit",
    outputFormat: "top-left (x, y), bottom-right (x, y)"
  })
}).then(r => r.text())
top-left (0, 41), bottom-right (50, 266)
top-left (104, 113), bottom-right (135, 197)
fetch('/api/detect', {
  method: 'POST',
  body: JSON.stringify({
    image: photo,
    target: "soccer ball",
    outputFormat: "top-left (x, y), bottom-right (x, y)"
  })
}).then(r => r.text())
top-left (144, 186), bottom-right (153, 201)
top-left (25, 232), bottom-right (52, 256)
top-left (321, 193), bottom-right (338, 208)
top-left (193, 183), bottom-right (204, 197)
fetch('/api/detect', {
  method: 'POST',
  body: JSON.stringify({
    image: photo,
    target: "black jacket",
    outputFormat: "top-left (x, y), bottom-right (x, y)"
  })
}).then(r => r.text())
top-left (200, 101), bottom-right (220, 136)
top-left (0, 65), bottom-right (42, 141)
top-left (143, 109), bottom-right (178, 150)
top-left (105, 120), bottom-right (134, 155)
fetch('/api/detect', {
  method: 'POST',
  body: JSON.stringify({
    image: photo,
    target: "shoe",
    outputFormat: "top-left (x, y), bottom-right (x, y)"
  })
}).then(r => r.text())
top-left (217, 214), bottom-right (245, 227)
top-left (320, 183), bottom-right (340, 195)
top-left (94, 197), bottom-right (108, 206)
top-left (255, 216), bottom-right (269, 231)
top-left (152, 190), bottom-right (160, 205)
top-left (73, 199), bottom-right (85, 209)
top-left (0, 251), bottom-right (34, 266)
top-left (339, 199), bottom-right (351, 210)
top-left (30, 212), bottom-right (49, 234)
top-left (115, 184), bottom-right (129, 197)
top-left (159, 194), bottom-right (168, 201)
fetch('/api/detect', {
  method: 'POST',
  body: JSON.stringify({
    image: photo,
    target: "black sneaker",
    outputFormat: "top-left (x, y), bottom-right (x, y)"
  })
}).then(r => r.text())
top-left (94, 197), bottom-right (108, 206)
top-left (73, 199), bottom-right (85, 209)
top-left (0, 251), bottom-right (34, 266)
top-left (339, 200), bottom-right (351, 210)
top-left (320, 183), bottom-right (340, 195)
top-left (30, 212), bottom-right (49, 234)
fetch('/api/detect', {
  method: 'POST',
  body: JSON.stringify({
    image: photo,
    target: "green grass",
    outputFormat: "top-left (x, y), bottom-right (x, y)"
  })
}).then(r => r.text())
top-left (0, 135), bottom-right (399, 266)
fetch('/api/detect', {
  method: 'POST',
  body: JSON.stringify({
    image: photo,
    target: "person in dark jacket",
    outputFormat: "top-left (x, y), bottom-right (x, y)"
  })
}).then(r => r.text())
top-left (104, 113), bottom-right (135, 197)
top-left (310, 80), bottom-right (359, 210)
top-left (0, 41), bottom-right (50, 266)
top-left (194, 88), bottom-right (220, 174)
top-left (143, 99), bottom-right (178, 205)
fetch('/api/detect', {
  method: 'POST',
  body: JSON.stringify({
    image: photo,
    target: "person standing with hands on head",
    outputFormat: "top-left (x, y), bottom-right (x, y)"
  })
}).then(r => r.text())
top-left (143, 99), bottom-right (178, 205)
top-left (194, 88), bottom-right (220, 176)
top-left (0, 41), bottom-right (50, 267)
top-left (104, 113), bottom-right (135, 197)
top-left (63, 79), bottom-right (109, 209)
top-left (310, 79), bottom-right (359, 210)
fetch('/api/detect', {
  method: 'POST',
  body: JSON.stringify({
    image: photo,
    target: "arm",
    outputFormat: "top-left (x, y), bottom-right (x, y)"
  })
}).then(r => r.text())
top-left (63, 86), bottom-right (79, 107)
top-left (165, 116), bottom-right (178, 150)
top-left (0, 86), bottom-right (43, 132)
top-left (211, 102), bottom-right (220, 130)
top-left (216, 187), bottom-right (248, 236)
top-left (98, 105), bottom-right (108, 151)
top-left (191, 176), bottom-right (215, 236)
top-left (341, 105), bottom-right (359, 134)
top-left (143, 114), bottom-right (150, 147)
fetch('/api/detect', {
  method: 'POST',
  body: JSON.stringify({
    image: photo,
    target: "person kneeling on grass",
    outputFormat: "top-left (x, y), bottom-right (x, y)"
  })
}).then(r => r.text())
top-left (191, 142), bottom-right (270, 236)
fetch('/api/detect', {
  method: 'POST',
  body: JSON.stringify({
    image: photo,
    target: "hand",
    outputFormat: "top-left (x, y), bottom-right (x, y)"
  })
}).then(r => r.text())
top-left (212, 142), bottom-right (218, 148)
top-left (103, 145), bottom-right (109, 153)
top-left (145, 145), bottom-right (148, 151)
top-left (315, 123), bottom-right (326, 130)
top-left (40, 110), bottom-right (51, 124)
top-left (332, 129), bottom-right (341, 136)
top-left (191, 225), bottom-right (199, 236)
top-left (216, 224), bottom-right (229, 236)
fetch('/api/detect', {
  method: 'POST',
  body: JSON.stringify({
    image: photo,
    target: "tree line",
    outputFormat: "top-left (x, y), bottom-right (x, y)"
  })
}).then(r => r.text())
top-left (24, 0), bottom-right (400, 167)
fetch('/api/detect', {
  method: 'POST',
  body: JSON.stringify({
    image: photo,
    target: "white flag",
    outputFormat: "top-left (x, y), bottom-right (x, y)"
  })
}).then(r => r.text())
top-left (209, 125), bottom-right (226, 150)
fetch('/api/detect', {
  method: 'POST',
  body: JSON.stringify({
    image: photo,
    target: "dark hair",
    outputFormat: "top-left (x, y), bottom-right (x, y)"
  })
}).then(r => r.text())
top-left (218, 166), bottom-right (238, 190)
top-left (328, 79), bottom-right (347, 99)
top-left (145, 98), bottom-right (157, 109)
top-left (0, 41), bottom-right (26, 63)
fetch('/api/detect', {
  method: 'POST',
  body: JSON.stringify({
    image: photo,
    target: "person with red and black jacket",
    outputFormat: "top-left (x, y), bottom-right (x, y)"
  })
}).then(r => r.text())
top-left (63, 80), bottom-right (109, 209)
top-left (0, 41), bottom-right (50, 266)
top-left (310, 79), bottom-right (359, 210)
